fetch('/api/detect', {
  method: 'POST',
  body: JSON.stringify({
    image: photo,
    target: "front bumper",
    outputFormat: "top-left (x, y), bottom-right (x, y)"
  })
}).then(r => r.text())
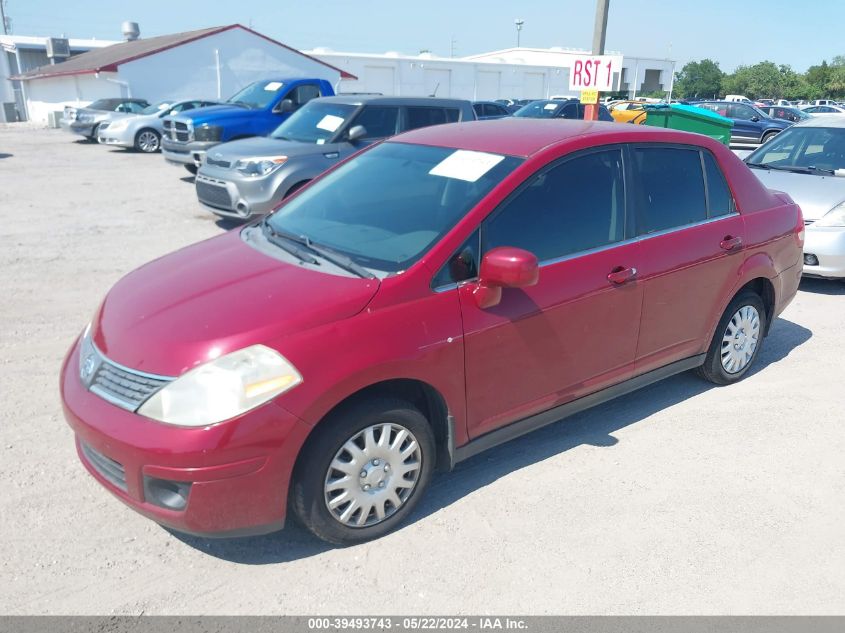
top-left (802, 226), bottom-right (845, 279)
top-left (98, 127), bottom-right (134, 148)
top-left (60, 119), bottom-right (96, 137)
top-left (60, 339), bottom-right (312, 537)
top-left (162, 139), bottom-right (218, 168)
top-left (195, 167), bottom-right (284, 219)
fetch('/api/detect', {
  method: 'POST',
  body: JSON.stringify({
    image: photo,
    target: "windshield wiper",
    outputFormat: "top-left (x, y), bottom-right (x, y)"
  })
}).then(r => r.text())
top-left (259, 219), bottom-right (319, 265)
top-left (270, 226), bottom-right (375, 279)
top-left (765, 164), bottom-right (835, 176)
top-left (745, 161), bottom-right (770, 169)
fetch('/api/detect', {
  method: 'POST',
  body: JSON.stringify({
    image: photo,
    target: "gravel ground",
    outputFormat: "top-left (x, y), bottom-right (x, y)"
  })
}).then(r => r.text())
top-left (1, 126), bottom-right (843, 615)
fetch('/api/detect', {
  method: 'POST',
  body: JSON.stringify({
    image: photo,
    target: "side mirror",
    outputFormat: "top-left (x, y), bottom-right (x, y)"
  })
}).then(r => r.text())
top-left (347, 125), bottom-right (367, 142)
top-left (750, 116), bottom-right (760, 122)
top-left (276, 99), bottom-right (295, 114)
top-left (473, 247), bottom-right (539, 309)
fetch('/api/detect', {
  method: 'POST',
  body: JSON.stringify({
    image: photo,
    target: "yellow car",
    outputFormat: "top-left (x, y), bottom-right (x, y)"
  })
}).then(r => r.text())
top-left (609, 101), bottom-right (648, 124)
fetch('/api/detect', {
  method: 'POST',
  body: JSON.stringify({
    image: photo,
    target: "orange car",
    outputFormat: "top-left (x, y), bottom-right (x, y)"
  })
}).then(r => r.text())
top-left (609, 101), bottom-right (648, 124)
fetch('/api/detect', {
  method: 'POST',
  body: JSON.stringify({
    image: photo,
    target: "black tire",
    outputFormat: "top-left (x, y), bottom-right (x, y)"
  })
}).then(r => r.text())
top-left (184, 164), bottom-right (198, 175)
top-left (696, 290), bottom-right (767, 385)
top-left (761, 131), bottom-right (779, 145)
top-left (134, 128), bottom-right (161, 153)
top-left (284, 180), bottom-right (310, 198)
top-left (292, 397), bottom-right (435, 545)
top-left (86, 123), bottom-right (101, 142)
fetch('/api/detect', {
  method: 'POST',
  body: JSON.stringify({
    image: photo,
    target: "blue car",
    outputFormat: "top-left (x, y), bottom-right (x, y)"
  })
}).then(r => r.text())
top-left (694, 101), bottom-right (791, 144)
top-left (513, 99), bottom-right (614, 122)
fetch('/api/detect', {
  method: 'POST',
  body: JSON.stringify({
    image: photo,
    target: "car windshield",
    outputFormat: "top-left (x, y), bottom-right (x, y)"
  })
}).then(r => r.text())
top-left (142, 101), bottom-right (173, 115)
top-left (227, 81), bottom-right (284, 109)
top-left (746, 126), bottom-right (845, 173)
top-left (265, 142), bottom-right (522, 275)
top-left (271, 102), bottom-right (357, 143)
top-left (513, 101), bottom-right (562, 118)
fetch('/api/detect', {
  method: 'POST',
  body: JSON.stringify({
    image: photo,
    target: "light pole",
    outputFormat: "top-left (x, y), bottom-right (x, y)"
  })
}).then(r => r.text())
top-left (514, 19), bottom-right (524, 48)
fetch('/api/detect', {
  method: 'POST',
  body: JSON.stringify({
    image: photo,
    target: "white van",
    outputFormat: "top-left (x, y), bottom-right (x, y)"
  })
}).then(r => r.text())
top-left (725, 95), bottom-right (753, 103)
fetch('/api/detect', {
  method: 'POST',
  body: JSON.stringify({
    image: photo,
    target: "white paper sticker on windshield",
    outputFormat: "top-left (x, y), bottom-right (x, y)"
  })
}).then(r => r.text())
top-left (543, 103), bottom-right (557, 110)
top-left (316, 114), bottom-right (344, 132)
top-left (264, 81), bottom-right (283, 91)
top-left (429, 150), bottom-right (505, 183)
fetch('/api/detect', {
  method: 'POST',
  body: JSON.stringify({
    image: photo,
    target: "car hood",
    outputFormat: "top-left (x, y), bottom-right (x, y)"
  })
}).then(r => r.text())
top-left (92, 229), bottom-right (380, 377)
top-left (747, 167), bottom-right (845, 220)
top-left (175, 104), bottom-right (257, 125)
top-left (207, 136), bottom-right (327, 161)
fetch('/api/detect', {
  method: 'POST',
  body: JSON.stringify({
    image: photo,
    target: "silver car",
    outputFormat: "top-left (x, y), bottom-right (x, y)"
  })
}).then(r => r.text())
top-left (97, 100), bottom-right (219, 153)
top-left (196, 96), bottom-right (476, 219)
top-left (744, 115), bottom-right (845, 280)
top-left (60, 98), bottom-right (150, 140)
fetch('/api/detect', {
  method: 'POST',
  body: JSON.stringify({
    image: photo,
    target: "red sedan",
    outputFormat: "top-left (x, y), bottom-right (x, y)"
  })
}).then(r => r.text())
top-left (61, 118), bottom-right (804, 544)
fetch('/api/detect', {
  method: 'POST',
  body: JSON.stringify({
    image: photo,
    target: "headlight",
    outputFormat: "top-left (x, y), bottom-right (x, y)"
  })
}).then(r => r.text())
top-left (234, 156), bottom-right (288, 177)
top-left (137, 344), bottom-right (302, 427)
top-left (814, 201), bottom-right (845, 227)
top-left (194, 124), bottom-right (223, 142)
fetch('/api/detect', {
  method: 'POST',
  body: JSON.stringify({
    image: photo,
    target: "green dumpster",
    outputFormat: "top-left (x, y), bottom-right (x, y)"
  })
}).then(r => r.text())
top-left (642, 103), bottom-right (732, 146)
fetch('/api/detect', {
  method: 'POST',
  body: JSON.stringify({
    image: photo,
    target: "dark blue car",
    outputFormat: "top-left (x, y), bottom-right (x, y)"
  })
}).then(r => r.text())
top-left (472, 101), bottom-right (511, 120)
top-left (513, 99), bottom-right (614, 122)
top-left (694, 101), bottom-right (791, 144)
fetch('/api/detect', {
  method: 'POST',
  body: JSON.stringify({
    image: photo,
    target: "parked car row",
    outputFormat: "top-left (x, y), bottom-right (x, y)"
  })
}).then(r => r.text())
top-left (60, 115), bottom-right (808, 547)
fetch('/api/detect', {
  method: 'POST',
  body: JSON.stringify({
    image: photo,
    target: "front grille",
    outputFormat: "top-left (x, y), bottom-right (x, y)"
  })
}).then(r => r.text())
top-left (89, 356), bottom-right (171, 411)
top-left (163, 119), bottom-right (192, 143)
top-left (80, 441), bottom-right (127, 492)
top-left (196, 178), bottom-right (233, 209)
top-left (804, 219), bottom-right (814, 226)
top-left (205, 156), bottom-right (231, 169)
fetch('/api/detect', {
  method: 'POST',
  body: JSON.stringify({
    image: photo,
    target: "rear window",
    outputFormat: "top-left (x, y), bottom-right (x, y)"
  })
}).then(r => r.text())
top-left (634, 147), bottom-right (707, 234)
top-left (405, 107), bottom-right (459, 130)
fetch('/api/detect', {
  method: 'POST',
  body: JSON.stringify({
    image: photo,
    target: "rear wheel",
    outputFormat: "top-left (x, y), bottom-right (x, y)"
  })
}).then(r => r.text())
top-left (184, 164), bottom-right (198, 175)
top-left (697, 290), bottom-right (767, 385)
top-left (292, 397), bottom-right (435, 545)
top-left (134, 128), bottom-right (161, 153)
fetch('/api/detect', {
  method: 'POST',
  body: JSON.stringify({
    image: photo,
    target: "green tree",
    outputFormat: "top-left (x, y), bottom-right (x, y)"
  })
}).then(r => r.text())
top-left (674, 59), bottom-right (724, 98)
top-left (826, 56), bottom-right (845, 98)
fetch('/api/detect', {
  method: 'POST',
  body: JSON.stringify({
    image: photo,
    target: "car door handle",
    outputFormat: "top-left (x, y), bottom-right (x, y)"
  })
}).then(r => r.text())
top-left (720, 235), bottom-right (743, 251)
top-left (607, 266), bottom-right (637, 285)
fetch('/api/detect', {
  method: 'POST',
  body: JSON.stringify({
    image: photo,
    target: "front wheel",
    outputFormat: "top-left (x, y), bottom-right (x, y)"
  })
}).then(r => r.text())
top-left (292, 397), bottom-right (435, 545)
top-left (761, 131), bottom-right (779, 145)
top-left (697, 290), bottom-right (767, 385)
top-left (134, 128), bottom-right (161, 153)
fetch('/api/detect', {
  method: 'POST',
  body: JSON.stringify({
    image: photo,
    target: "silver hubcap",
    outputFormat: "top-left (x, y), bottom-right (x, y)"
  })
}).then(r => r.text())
top-left (721, 305), bottom-right (760, 374)
top-left (324, 423), bottom-right (422, 528)
top-left (138, 132), bottom-right (159, 152)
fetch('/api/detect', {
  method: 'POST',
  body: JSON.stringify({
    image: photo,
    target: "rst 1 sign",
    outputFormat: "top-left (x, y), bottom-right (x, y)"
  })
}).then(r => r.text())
top-left (568, 55), bottom-right (623, 92)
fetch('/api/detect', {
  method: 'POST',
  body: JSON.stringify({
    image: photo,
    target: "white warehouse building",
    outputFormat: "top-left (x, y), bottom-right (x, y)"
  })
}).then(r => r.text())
top-left (308, 46), bottom-right (676, 101)
top-left (13, 24), bottom-right (352, 125)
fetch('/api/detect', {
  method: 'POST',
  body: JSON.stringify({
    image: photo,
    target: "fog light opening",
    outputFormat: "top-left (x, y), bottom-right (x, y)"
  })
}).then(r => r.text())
top-left (143, 476), bottom-right (192, 511)
top-left (804, 253), bottom-right (819, 266)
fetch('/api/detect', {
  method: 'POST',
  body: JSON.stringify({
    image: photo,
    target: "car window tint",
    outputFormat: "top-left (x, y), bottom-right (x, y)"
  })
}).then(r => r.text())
top-left (634, 147), bottom-right (707, 233)
top-left (561, 103), bottom-right (578, 119)
top-left (702, 152), bottom-right (734, 217)
top-left (406, 107), bottom-right (446, 130)
top-left (473, 104), bottom-right (484, 117)
top-left (432, 230), bottom-right (480, 288)
top-left (445, 108), bottom-right (460, 122)
top-left (485, 149), bottom-right (625, 262)
top-left (728, 104), bottom-right (753, 120)
top-left (289, 84), bottom-right (321, 106)
top-left (353, 106), bottom-right (400, 138)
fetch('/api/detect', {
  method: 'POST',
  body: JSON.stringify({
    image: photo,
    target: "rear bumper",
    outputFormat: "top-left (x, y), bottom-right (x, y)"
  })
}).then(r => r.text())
top-left (60, 119), bottom-right (96, 137)
top-left (802, 227), bottom-right (845, 279)
top-left (60, 339), bottom-right (312, 536)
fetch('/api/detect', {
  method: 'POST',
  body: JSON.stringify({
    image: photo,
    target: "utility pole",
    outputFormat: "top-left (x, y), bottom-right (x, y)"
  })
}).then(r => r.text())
top-left (0, 0), bottom-right (9, 35)
top-left (584, 0), bottom-right (610, 121)
top-left (514, 19), bottom-right (524, 48)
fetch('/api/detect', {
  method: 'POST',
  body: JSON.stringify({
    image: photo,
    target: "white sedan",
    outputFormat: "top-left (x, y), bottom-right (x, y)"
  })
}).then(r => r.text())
top-left (801, 104), bottom-right (845, 115)
top-left (743, 115), bottom-right (845, 280)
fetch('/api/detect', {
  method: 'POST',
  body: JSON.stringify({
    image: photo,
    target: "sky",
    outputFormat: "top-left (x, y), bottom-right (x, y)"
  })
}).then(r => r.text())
top-left (5, 0), bottom-right (844, 73)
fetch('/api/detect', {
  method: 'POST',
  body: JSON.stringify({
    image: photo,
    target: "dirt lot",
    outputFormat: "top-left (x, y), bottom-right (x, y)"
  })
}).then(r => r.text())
top-left (1, 125), bottom-right (843, 615)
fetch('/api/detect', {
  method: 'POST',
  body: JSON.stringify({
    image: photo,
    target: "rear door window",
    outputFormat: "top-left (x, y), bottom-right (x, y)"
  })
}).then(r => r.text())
top-left (702, 152), bottom-right (735, 217)
top-left (289, 84), bottom-right (322, 106)
top-left (405, 107), bottom-right (450, 130)
top-left (633, 146), bottom-right (707, 234)
top-left (352, 106), bottom-right (400, 139)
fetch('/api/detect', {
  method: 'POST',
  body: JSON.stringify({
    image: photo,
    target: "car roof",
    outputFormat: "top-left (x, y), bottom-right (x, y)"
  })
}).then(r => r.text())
top-left (389, 117), bottom-right (721, 158)
top-left (314, 95), bottom-right (470, 107)
top-left (793, 114), bottom-right (845, 128)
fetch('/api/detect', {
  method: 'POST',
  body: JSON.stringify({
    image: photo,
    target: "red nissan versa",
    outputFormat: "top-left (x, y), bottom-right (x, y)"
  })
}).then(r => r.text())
top-left (60, 118), bottom-right (804, 545)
